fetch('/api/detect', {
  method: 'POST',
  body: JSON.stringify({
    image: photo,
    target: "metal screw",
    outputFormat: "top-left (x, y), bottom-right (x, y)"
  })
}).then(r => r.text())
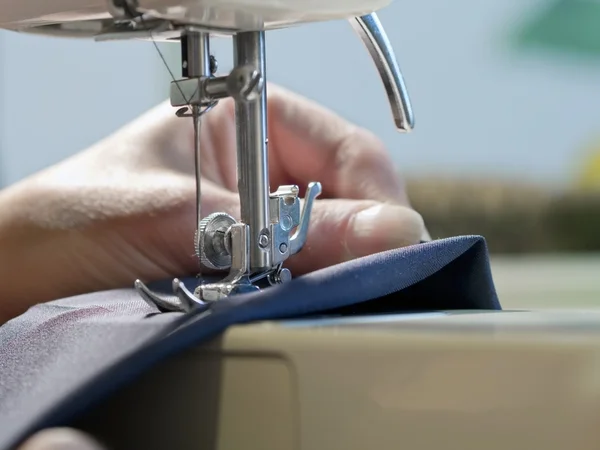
top-left (258, 233), bottom-right (270, 248)
top-left (279, 243), bottom-right (288, 254)
top-left (268, 268), bottom-right (292, 285)
top-left (281, 215), bottom-right (293, 231)
top-left (210, 55), bottom-right (218, 75)
top-left (227, 65), bottom-right (264, 102)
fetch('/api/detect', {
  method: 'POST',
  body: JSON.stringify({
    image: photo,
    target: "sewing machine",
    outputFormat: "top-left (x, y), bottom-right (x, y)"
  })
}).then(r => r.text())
top-left (0, 0), bottom-right (412, 307)
top-left (2, 1), bottom-right (600, 449)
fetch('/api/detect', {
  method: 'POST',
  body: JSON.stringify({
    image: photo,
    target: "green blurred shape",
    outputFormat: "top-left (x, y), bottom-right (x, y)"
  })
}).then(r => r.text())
top-left (514, 0), bottom-right (600, 59)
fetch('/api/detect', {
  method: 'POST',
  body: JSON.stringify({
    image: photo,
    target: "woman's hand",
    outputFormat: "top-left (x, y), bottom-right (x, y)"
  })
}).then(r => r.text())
top-left (0, 84), bottom-right (424, 322)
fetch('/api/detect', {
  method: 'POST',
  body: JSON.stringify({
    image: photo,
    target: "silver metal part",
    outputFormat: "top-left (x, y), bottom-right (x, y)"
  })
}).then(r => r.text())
top-left (227, 65), bottom-right (265, 102)
top-left (133, 10), bottom-right (413, 309)
top-left (197, 213), bottom-right (236, 271)
top-left (170, 67), bottom-right (264, 108)
top-left (269, 182), bottom-right (322, 265)
top-left (268, 267), bottom-right (292, 285)
top-left (195, 224), bottom-right (260, 302)
top-left (289, 182), bottom-right (322, 255)
top-left (269, 185), bottom-right (301, 266)
top-left (233, 31), bottom-right (272, 273)
top-left (350, 13), bottom-right (414, 132)
top-left (135, 278), bottom-right (210, 314)
top-left (135, 279), bottom-right (182, 312)
top-left (170, 76), bottom-right (226, 107)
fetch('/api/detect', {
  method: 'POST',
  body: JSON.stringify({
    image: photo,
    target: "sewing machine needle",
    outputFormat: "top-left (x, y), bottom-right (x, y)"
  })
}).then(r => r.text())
top-left (183, 30), bottom-right (211, 261)
top-left (193, 105), bottom-right (202, 238)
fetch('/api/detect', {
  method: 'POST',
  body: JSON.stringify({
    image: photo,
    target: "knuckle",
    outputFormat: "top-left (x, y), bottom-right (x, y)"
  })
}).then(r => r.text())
top-left (340, 127), bottom-right (393, 170)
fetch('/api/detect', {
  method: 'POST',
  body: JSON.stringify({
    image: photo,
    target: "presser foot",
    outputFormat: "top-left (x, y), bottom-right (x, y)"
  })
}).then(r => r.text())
top-left (193, 264), bottom-right (292, 301)
top-left (192, 182), bottom-right (322, 301)
top-left (133, 182), bottom-right (321, 312)
top-left (134, 266), bottom-right (289, 313)
top-left (135, 278), bottom-right (210, 314)
top-left (134, 276), bottom-right (250, 314)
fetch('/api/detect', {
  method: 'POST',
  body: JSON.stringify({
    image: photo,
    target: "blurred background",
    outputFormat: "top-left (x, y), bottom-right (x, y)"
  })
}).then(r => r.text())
top-left (1, 0), bottom-right (599, 309)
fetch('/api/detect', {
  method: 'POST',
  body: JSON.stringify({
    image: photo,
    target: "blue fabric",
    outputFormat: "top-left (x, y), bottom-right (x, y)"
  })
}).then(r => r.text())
top-left (0, 236), bottom-right (499, 449)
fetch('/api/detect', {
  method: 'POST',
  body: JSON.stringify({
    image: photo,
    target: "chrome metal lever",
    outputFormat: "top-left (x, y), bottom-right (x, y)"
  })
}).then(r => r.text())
top-left (290, 182), bottom-right (322, 255)
top-left (350, 13), bottom-right (414, 132)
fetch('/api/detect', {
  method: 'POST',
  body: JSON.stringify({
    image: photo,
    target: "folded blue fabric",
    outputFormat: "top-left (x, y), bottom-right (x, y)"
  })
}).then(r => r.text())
top-left (0, 236), bottom-right (499, 449)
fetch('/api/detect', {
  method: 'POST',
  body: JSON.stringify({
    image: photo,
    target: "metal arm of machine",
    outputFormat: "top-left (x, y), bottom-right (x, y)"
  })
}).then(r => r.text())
top-left (351, 14), bottom-right (414, 132)
top-left (49, 0), bottom-right (415, 312)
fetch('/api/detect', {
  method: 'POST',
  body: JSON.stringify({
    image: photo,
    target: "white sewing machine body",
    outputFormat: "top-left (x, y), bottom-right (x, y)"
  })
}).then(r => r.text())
top-left (0, 0), bottom-right (391, 35)
top-left (75, 309), bottom-right (600, 450)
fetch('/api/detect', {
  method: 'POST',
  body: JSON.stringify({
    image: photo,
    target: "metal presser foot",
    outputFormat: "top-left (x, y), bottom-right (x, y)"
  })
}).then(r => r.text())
top-left (124, 8), bottom-right (414, 313)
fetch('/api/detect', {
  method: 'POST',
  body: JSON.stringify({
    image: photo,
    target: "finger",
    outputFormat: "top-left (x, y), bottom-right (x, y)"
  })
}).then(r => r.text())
top-left (56, 179), bottom-right (241, 294)
top-left (18, 428), bottom-right (105, 450)
top-left (99, 100), bottom-right (236, 189)
top-left (286, 198), bottom-right (425, 275)
top-left (126, 179), bottom-right (241, 278)
top-left (128, 88), bottom-right (406, 204)
top-left (265, 84), bottom-right (409, 204)
top-left (138, 186), bottom-right (422, 283)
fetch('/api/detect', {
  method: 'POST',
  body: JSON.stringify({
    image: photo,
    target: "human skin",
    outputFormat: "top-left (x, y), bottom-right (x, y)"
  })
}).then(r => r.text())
top-left (3, 85), bottom-right (425, 449)
top-left (0, 84), bottom-right (425, 324)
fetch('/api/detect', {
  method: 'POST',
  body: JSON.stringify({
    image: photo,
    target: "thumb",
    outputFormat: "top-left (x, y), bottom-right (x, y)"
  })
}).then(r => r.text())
top-left (18, 428), bottom-right (105, 450)
top-left (287, 199), bottom-right (425, 275)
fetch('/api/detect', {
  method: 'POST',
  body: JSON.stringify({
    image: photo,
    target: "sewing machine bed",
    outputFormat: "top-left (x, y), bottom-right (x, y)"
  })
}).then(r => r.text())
top-left (74, 309), bottom-right (600, 450)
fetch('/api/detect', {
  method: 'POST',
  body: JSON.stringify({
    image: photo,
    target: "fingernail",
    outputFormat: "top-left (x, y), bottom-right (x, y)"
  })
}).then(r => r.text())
top-left (346, 204), bottom-right (424, 259)
top-left (19, 429), bottom-right (104, 450)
